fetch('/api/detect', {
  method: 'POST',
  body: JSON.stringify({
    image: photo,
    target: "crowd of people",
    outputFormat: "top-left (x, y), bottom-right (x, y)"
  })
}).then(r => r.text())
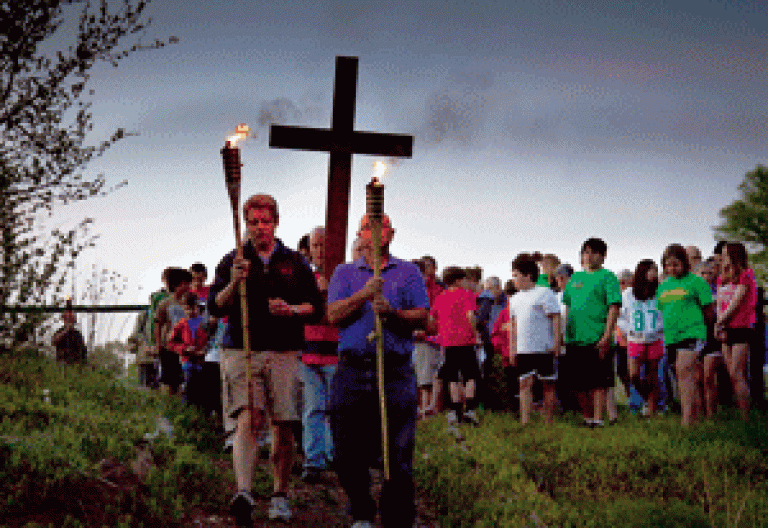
top-left (108, 193), bottom-right (764, 527)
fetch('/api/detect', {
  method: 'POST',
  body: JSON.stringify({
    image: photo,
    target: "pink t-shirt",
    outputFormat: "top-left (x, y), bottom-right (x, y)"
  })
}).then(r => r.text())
top-left (431, 287), bottom-right (477, 347)
top-left (717, 268), bottom-right (757, 328)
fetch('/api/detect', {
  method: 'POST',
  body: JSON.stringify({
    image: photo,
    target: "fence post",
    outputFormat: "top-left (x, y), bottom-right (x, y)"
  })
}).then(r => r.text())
top-left (751, 287), bottom-right (765, 411)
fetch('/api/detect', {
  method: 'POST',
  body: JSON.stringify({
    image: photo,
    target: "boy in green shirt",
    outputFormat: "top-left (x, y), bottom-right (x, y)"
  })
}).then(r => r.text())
top-left (562, 238), bottom-right (622, 427)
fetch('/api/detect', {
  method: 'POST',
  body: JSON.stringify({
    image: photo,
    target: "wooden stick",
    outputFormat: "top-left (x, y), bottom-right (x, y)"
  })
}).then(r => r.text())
top-left (366, 177), bottom-right (390, 481)
top-left (371, 213), bottom-right (390, 481)
top-left (222, 143), bottom-right (257, 439)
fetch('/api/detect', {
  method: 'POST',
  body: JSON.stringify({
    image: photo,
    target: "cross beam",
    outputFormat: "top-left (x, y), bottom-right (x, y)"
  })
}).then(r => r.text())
top-left (269, 56), bottom-right (413, 281)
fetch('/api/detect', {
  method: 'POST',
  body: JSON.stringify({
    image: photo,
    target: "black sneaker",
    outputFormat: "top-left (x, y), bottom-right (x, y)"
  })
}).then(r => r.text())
top-left (301, 466), bottom-right (323, 484)
top-left (230, 490), bottom-right (255, 527)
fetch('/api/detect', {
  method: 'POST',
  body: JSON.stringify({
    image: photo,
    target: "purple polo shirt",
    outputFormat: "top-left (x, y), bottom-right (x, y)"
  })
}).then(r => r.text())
top-left (328, 256), bottom-right (429, 359)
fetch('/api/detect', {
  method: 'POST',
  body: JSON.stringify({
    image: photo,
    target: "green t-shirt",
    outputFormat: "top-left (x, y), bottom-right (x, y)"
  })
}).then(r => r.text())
top-left (562, 268), bottom-right (622, 345)
top-left (536, 273), bottom-right (550, 287)
top-left (656, 273), bottom-right (713, 345)
top-left (147, 289), bottom-right (169, 346)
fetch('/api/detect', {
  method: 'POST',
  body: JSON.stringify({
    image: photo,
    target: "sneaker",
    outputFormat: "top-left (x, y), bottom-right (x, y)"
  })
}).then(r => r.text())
top-left (592, 419), bottom-right (605, 428)
top-left (641, 402), bottom-right (650, 417)
top-left (268, 494), bottom-right (291, 522)
top-left (446, 410), bottom-right (459, 425)
top-left (301, 466), bottom-right (323, 484)
top-left (351, 521), bottom-right (374, 528)
top-left (463, 409), bottom-right (480, 426)
top-left (229, 491), bottom-right (255, 527)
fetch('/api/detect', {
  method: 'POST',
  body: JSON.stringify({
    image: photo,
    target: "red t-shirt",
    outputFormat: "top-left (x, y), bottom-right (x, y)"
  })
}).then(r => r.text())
top-left (424, 277), bottom-right (444, 346)
top-left (431, 287), bottom-right (477, 347)
top-left (190, 285), bottom-right (210, 304)
top-left (303, 271), bottom-right (339, 366)
top-left (491, 305), bottom-right (510, 364)
top-left (717, 268), bottom-right (757, 328)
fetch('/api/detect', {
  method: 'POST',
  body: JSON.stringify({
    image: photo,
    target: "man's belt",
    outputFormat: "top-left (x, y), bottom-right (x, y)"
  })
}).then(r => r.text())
top-left (339, 351), bottom-right (409, 370)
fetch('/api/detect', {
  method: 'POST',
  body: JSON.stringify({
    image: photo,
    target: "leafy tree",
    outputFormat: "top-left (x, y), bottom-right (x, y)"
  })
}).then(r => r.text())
top-left (1, 0), bottom-right (176, 345)
top-left (714, 165), bottom-right (768, 287)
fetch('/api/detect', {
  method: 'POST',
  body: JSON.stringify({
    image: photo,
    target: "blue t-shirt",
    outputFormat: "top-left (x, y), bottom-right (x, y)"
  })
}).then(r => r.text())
top-left (328, 256), bottom-right (429, 359)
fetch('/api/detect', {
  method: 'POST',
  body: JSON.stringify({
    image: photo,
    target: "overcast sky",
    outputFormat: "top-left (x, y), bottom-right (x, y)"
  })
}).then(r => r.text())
top-left (43, 0), bottom-right (767, 341)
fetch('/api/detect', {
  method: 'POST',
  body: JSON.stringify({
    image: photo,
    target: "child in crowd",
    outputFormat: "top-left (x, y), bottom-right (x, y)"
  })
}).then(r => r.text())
top-left (536, 253), bottom-right (561, 289)
top-left (168, 292), bottom-right (209, 405)
top-left (617, 260), bottom-right (663, 418)
top-left (412, 259), bottom-right (439, 420)
top-left (155, 268), bottom-right (193, 396)
top-left (562, 238), bottom-right (622, 427)
top-left (657, 244), bottom-right (714, 426)
top-left (613, 269), bottom-right (634, 417)
top-left (430, 266), bottom-right (480, 425)
top-left (714, 242), bottom-right (756, 421)
top-left (508, 255), bottom-right (561, 424)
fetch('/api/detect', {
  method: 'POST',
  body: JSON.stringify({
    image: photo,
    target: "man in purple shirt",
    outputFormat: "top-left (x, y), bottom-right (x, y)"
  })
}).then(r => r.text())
top-left (327, 213), bottom-right (429, 528)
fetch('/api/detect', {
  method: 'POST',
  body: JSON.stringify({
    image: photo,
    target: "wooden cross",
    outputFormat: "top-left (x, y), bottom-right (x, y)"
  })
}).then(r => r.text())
top-left (269, 56), bottom-right (413, 281)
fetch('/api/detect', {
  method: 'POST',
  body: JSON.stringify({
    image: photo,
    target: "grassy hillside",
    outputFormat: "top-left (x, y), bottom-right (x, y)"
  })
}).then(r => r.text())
top-left (0, 346), bottom-right (249, 527)
top-left (415, 409), bottom-right (768, 527)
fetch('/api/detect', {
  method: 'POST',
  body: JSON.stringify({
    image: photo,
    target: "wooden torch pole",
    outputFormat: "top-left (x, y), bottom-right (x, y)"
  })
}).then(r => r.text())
top-left (221, 140), bottom-right (256, 439)
top-left (366, 177), bottom-right (389, 481)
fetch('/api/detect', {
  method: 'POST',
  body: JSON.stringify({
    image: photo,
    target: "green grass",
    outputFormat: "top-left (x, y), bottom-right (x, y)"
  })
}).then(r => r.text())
top-left (0, 346), bottom-right (258, 527)
top-left (415, 410), bottom-right (768, 527)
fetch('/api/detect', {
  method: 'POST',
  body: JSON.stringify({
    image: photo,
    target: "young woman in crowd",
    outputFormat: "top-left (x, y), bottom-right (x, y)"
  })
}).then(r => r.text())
top-left (657, 244), bottom-right (715, 426)
top-left (715, 242), bottom-right (757, 421)
top-left (618, 260), bottom-right (663, 417)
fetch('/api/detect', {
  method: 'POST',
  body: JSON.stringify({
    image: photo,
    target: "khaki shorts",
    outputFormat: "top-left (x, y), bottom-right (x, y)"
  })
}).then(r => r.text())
top-left (414, 341), bottom-right (439, 387)
top-left (221, 349), bottom-right (300, 431)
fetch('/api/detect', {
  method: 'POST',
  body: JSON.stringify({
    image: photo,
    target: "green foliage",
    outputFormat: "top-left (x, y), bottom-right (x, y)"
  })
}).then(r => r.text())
top-left (715, 164), bottom-right (768, 286)
top-left (415, 411), bottom-right (768, 527)
top-left (0, 346), bottom-right (232, 526)
top-left (0, 0), bottom-right (177, 345)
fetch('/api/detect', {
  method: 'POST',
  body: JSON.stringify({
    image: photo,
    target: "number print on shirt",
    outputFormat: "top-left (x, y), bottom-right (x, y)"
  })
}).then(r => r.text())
top-left (632, 308), bottom-right (658, 332)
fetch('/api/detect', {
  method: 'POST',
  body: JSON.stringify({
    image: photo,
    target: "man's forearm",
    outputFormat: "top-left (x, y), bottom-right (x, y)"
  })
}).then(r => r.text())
top-left (215, 281), bottom-right (238, 309)
top-left (328, 289), bottom-right (370, 325)
top-left (386, 308), bottom-right (428, 331)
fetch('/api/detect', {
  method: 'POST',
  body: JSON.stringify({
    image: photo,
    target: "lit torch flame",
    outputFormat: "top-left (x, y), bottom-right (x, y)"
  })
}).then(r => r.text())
top-left (372, 160), bottom-right (387, 182)
top-left (227, 123), bottom-right (251, 147)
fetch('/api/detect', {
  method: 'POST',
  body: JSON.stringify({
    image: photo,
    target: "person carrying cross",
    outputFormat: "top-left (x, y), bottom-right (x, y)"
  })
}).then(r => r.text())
top-left (208, 194), bottom-right (323, 526)
top-left (327, 213), bottom-right (429, 528)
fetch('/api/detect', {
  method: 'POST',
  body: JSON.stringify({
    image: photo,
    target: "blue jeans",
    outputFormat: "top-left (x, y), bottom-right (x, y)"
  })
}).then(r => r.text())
top-left (182, 361), bottom-right (203, 404)
top-left (301, 362), bottom-right (336, 469)
top-left (330, 355), bottom-right (417, 527)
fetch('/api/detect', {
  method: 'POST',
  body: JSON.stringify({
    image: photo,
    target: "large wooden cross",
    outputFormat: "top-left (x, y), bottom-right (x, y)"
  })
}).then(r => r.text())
top-left (269, 56), bottom-right (413, 281)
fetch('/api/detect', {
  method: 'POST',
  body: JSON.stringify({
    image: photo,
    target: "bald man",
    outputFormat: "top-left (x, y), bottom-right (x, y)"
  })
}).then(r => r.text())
top-left (327, 213), bottom-right (429, 528)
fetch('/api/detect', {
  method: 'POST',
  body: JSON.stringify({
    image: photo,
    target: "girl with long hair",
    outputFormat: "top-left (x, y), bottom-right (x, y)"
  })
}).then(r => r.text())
top-left (715, 242), bottom-right (757, 420)
top-left (618, 260), bottom-right (663, 417)
top-left (657, 244), bottom-right (715, 426)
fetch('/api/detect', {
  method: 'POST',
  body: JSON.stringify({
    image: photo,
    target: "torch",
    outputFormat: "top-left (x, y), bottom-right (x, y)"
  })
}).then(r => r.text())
top-left (221, 124), bottom-right (259, 438)
top-left (366, 162), bottom-right (390, 481)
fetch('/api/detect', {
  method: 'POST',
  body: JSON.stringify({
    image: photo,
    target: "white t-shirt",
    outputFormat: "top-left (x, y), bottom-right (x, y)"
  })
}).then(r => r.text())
top-left (616, 287), bottom-right (663, 344)
top-left (508, 286), bottom-right (561, 354)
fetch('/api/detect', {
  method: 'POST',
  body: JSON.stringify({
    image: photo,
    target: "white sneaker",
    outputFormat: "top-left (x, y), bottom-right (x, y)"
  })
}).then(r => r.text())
top-left (268, 494), bottom-right (291, 522)
top-left (351, 521), bottom-right (374, 528)
top-left (446, 410), bottom-right (458, 425)
top-left (641, 402), bottom-right (650, 417)
top-left (463, 409), bottom-right (480, 426)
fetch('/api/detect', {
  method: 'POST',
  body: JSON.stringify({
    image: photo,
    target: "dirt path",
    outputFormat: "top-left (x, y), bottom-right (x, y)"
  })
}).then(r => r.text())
top-left (188, 454), bottom-right (442, 528)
